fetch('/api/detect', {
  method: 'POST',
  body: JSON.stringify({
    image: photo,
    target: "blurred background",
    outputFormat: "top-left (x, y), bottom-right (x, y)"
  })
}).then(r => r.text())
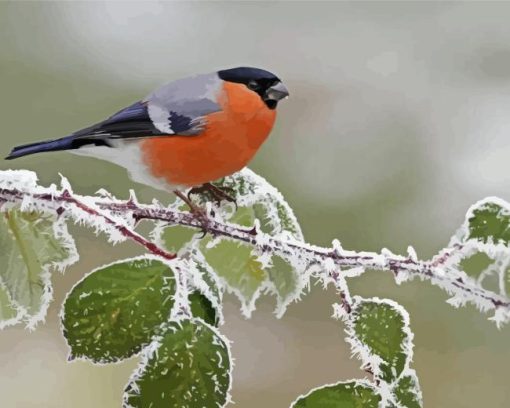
top-left (1, 1), bottom-right (510, 407)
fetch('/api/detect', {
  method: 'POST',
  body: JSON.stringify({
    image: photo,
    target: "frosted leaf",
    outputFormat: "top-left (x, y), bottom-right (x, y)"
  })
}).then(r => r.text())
top-left (156, 224), bottom-right (199, 254)
top-left (0, 209), bottom-right (78, 329)
top-left (188, 291), bottom-right (218, 327)
top-left (123, 319), bottom-right (232, 408)
top-left (62, 256), bottom-right (176, 363)
top-left (444, 197), bottom-right (510, 304)
top-left (152, 167), bottom-right (309, 318)
top-left (194, 232), bottom-right (308, 318)
top-left (391, 369), bottom-right (423, 408)
top-left (216, 168), bottom-right (303, 240)
top-left (462, 198), bottom-right (510, 246)
top-left (200, 238), bottom-right (267, 317)
top-left (290, 380), bottom-right (381, 408)
top-left (0, 282), bottom-right (23, 329)
top-left (186, 251), bottom-right (223, 314)
top-left (458, 252), bottom-right (494, 280)
top-left (341, 297), bottom-right (414, 383)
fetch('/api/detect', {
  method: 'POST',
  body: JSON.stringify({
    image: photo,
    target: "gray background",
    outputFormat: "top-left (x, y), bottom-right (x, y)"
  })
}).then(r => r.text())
top-left (1, 2), bottom-right (510, 407)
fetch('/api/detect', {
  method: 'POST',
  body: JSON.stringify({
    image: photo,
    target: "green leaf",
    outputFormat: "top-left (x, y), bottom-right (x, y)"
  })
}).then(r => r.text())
top-left (466, 201), bottom-right (510, 245)
top-left (458, 252), bottom-right (493, 279)
top-left (159, 168), bottom-right (306, 316)
top-left (350, 298), bottom-right (411, 382)
top-left (62, 257), bottom-right (176, 363)
top-left (0, 285), bottom-right (19, 325)
top-left (267, 255), bottom-right (299, 306)
top-left (254, 201), bottom-right (301, 237)
top-left (291, 381), bottom-right (381, 408)
top-left (392, 372), bottom-right (423, 408)
top-left (216, 168), bottom-right (303, 240)
top-left (0, 210), bottom-right (76, 327)
top-left (189, 256), bottom-right (223, 307)
top-left (229, 206), bottom-right (256, 227)
top-left (160, 225), bottom-right (197, 253)
top-left (201, 240), bottom-right (267, 314)
top-left (124, 319), bottom-right (231, 408)
top-left (189, 291), bottom-right (218, 326)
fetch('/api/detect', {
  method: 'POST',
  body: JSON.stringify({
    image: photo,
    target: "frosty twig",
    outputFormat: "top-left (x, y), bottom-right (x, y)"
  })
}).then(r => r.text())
top-left (0, 179), bottom-right (508, 324)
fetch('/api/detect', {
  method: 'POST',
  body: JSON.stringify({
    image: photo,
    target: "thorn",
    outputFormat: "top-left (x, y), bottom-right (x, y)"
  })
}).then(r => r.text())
top-left (127, 189), bottom-right (138, 206)
top-left (132, 214), bottom-right (142, 227)
top-left (332, 239), bottom-right (343, 255)
top-left (95, 188), bottom-right (114, 199)
top-left (407, 245), bottom-right (418, 262)
top-left (246, 226), bottom-right (257, 236)
top-left (59, 173), bottom-right (73, 194)
top-left (381, 247), bottom-right (396, 257)
top-left (340, 291), bottom-right (352, 314)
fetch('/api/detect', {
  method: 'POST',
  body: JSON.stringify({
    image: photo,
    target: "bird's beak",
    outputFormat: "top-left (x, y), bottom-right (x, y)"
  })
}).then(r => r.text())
top-left (265, 81), bottom-right (289, 101)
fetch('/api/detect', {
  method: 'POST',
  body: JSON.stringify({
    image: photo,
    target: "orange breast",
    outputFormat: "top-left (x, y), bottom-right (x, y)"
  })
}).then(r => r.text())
top-left (140, 81), bottom-right (276, 187)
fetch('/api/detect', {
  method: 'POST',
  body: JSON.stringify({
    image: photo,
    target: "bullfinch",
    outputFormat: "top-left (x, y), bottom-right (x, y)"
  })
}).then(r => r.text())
top-left (6, 66), bottom-right (289, 209)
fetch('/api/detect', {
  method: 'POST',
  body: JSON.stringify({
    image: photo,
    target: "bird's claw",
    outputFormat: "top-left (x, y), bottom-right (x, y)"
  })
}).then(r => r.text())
top-left (173, 189), bottom-right (211, 237)
top-left (189, 205), bottom-right (210, 238)
top-left (187, 183), bottom-right (238, 210)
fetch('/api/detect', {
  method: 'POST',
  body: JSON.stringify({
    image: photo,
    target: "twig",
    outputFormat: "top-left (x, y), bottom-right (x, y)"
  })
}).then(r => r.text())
top-left (0, 188), bottom-right (176, 261)
top-left (0, 186), bottom-right (509, 316)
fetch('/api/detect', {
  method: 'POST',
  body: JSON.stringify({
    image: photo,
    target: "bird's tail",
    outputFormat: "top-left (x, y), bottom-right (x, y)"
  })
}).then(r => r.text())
top-left (5, 137), bottom-right (77, 160)
top-left (5, 134), bottom-right (93, 160)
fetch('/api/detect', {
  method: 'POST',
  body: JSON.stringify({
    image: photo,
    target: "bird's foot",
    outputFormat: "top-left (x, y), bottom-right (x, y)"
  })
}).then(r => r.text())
top-left (173, 190), bottom-right (210, 236)
top-left (187, 183), bottom-right (237, 209)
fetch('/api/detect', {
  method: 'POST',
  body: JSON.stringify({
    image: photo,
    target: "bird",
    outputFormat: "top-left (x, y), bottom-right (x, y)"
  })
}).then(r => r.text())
top-left (6, 66), bottom-right (289, 215)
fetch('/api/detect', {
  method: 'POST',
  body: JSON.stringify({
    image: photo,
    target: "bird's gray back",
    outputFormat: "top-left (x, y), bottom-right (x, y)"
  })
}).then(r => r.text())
top-left (144, 72), bottom-right (222, 134)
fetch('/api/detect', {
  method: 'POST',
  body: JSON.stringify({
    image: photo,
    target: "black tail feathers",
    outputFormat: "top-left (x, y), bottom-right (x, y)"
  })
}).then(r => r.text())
top-left (5, 138), bottom-right (72, 160)
top-left (5, 136), bottom-right (112, 160)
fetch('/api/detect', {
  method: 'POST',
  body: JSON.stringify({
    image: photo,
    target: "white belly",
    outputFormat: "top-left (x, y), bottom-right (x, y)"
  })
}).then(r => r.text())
top-left (71, 140), bottom-right (180, 191)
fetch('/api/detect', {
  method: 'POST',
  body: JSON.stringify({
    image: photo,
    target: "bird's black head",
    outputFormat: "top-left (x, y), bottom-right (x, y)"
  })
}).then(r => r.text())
top-left (217, 66), bottom-right (289, 109)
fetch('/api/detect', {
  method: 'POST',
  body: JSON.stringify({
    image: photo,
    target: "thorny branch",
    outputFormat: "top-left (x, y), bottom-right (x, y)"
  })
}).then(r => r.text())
top-left (0, 187), bottom-right (177, 261)
top-left (1, 185), bottom-right (509, 322)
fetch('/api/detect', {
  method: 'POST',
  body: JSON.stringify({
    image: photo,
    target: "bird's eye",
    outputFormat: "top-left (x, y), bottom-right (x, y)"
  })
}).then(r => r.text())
top-left (247, 80), bottom-right (259, 90)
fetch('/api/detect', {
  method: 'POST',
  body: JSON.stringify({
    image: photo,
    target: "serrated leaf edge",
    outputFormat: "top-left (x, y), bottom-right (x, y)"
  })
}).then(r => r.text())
top-left (122, 318), bottom-right (234, 408)
top-left (0, 212), bottom-right (78, 331)
top-left (289, 378), bottom-right (380, 408)
top-left (339, 296), bottom-right (414, 386)
top-left (59, 254), bottom-right (180, 365)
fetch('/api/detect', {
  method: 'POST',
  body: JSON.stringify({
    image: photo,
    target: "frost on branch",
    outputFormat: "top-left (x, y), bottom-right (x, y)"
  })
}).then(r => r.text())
top-left (214, 168), bottom-right (304, 240)
top-left (154, 168), bottom-right (309, 318)
top-left (1, 168), bottom-right (510, 406)
top-left (442, 197), bottom-right (510, 326)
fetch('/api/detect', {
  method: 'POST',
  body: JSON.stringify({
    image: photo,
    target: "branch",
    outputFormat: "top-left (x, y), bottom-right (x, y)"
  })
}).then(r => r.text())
top-left (103, 200), bottom-right (509, 311)
top-left (0, 187), bottom-right (176, 261)
top-left (0, 184), bottom-right (508, 322)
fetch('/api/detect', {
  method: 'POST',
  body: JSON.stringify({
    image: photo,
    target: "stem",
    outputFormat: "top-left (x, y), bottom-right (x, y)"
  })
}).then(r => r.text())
top-left (0, 188), bottom-right (176, 261)
top-left (63, 192), bottom-right (176, 261)
top-left (0, 186), bottom-right (508, 314)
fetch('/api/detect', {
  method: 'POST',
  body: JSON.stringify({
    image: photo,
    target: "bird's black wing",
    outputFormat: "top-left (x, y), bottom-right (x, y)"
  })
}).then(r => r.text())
top-left (6, 101), bottom-right (195, 159)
